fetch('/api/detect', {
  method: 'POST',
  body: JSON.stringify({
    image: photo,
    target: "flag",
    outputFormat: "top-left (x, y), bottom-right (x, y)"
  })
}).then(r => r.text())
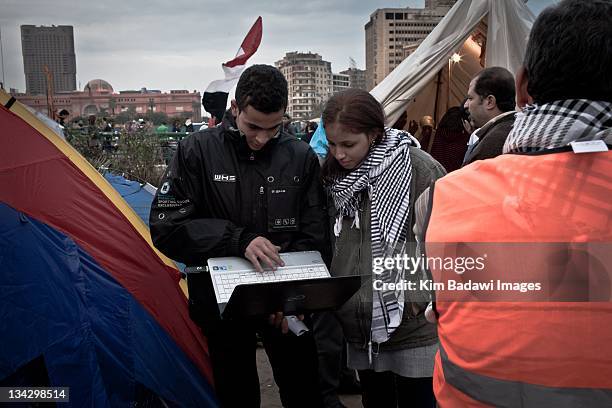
top-left (202, 16), bottom-right (263, 124)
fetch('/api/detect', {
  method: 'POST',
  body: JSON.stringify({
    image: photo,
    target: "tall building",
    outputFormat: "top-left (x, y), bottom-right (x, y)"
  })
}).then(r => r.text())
top-left (275, 52), bottom-right (332, 120)
top-left (365, 0), bottom-right (457, 90)
top-left (340, 68), bottom-right (367, 91)
top-left (21, 25), bottom-right (77, 95)
top-left (332, 73), bottom-right (350, 94)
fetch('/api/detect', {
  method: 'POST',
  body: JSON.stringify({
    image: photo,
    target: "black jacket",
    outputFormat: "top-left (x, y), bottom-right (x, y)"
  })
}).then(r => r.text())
top-left (149, 112), bottom-right (329, 267)
top-left (462, 112), bottom-right (516, 166)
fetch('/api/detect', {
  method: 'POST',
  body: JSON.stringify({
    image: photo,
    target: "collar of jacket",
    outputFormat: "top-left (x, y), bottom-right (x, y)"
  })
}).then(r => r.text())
top-left (476, 110), bottom-right (516, 138)
top-left (221, 109), bottom-right (282, 161)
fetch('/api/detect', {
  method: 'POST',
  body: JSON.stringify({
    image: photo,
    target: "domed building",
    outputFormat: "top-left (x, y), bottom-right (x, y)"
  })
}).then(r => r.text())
top-left (13, 78), bottom-right (202, 122)
top-left (84, 79), bottom-right (114, 94)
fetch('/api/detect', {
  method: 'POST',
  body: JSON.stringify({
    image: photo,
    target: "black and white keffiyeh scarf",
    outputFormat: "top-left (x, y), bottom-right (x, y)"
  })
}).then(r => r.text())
top-left (329, 128), bottom-right (417, 343)
top-left (503, 99), bottom-right (612, 153)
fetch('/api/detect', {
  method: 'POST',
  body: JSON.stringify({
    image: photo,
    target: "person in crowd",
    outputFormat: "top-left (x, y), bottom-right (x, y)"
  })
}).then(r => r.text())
top-left (322, 88), bottom-right (446, 408)
top-left (185, 118), bottom-right (194, 132)
top-left (414, 116), bottom-right (436, 153)
top-left (282, 113), bottom-right (296, 136)
top-left (149, 64), bottom-right (327, 408)
top-left (56, 109), bottom-right (69, 127)
top-left (303, 121), bottom-right (318, 144)
top-left (462, 67), bottom-right (516, 166)
top-left (156, 121), bottom-right (169, 133)
top-left (172, 119), bottom-right (181, 132)
top-left (428, 107), bottom-right (470, 172)
top-left (416, 1), bottom-right (612, 406)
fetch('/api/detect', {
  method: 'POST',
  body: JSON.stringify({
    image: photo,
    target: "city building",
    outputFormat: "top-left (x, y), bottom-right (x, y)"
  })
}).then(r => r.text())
top-left (275, 52), bottom-right (332, 120)
top-left (21, 25), bottom-right (77, 95)
top-left (332, 73), bottom-right (350, 94)
top-left (12, 79), bottom-right (202, 121)
top-left (365, 0), bottom-right (457, 90)
top-left (340, 67), bottom-right (367, 91)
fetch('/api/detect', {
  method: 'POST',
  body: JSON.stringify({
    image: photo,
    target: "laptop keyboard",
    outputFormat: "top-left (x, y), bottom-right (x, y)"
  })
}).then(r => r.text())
top-left (213, 265), bottom-right (329, 303)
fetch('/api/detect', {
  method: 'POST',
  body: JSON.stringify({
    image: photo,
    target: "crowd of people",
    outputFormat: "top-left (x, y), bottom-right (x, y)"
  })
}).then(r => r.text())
top-left (149, 1), bottom-right (611, 407)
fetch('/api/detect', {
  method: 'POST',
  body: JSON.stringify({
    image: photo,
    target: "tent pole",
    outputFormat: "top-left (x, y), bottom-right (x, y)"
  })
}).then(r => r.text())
top-left (433, 70), bottom-right (442, 127)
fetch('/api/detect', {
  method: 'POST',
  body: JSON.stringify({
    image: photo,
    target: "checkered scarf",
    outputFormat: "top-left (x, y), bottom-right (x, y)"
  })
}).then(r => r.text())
top-left (503, 99), bottom-right (612, 153)
top-left (329, 128), bottom-right (417, 343)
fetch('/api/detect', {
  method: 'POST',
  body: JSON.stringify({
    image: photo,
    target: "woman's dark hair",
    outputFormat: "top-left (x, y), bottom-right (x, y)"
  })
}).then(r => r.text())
top-left (321, 89), bottom-right (385, 181)
top-left (438, 107), bottom-right (465, 132)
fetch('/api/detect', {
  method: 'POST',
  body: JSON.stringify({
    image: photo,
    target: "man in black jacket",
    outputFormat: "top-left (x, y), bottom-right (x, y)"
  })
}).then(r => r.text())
top-left (150, 65), bottom-right (327, 407)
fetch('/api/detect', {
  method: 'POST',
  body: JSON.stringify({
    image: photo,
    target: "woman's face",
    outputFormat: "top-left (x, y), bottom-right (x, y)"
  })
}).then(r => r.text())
top-left (326, 122), bottom-right (375, 170)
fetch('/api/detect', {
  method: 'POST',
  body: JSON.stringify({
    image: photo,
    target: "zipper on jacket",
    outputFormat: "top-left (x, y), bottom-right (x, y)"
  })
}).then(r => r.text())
top-left (256, 185), bottom-right (265, 230)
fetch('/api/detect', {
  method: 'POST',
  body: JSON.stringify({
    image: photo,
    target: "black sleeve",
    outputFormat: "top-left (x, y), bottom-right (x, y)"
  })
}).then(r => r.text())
top-left (287, 150), bottom-right (331, 265)
top-left (149, 139), bottom-right (251, 265)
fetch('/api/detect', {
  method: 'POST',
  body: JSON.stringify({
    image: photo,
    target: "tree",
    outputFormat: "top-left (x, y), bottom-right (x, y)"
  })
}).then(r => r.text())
top-left (144, 112), bottom-right (170, 126)
top-left (65, 126), bottom-right (167, 186)
top-left (109, 128), bottom-right (166, 185)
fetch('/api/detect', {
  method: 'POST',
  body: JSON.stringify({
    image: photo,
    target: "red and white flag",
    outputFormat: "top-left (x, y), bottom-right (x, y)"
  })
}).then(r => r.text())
top-left (202, 17), bottom-right (263, 124)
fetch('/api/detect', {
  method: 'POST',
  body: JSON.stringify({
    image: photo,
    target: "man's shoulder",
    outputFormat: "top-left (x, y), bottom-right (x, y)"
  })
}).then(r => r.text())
top-left (275, 132), bottom-right (317, 159)
top-left (179, 125), bottom-right (224, 148)
top-left (486, 112), bottom-right (516, 134)
top-left (174, 126), bottom-right (229, 166)
top-left (408, 146), bottom-right (447, 186)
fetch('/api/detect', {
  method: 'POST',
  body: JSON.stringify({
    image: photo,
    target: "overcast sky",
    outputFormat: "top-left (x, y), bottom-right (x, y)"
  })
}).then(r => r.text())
top-left (1, 0), bottom-right (556, 93)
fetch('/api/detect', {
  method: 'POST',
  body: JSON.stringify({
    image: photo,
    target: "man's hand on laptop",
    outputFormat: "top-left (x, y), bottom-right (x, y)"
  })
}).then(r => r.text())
top-left (269, 312), bottom-right (305, 334)
top-left (244, 236), bottom-right (285, 272)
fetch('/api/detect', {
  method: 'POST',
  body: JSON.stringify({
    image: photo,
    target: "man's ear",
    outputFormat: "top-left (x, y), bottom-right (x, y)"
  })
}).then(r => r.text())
top-left (485, 94), bottom-right (497, 111)
top-left (230, 99), bottom-right (239, 117)
top-left (515, 66), bottom-right (533, 108)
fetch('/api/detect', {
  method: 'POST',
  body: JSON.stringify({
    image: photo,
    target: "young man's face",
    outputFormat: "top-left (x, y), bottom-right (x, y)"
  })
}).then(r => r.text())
top-left (231, 101), bottom-right (284, 151)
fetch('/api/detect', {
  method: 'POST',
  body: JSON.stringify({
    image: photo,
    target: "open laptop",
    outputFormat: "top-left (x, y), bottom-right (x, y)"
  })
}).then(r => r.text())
top-left (186, 251), bottom-right (360, 319)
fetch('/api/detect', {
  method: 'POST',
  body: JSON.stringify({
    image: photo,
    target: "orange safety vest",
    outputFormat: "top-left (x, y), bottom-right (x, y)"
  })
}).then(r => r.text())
top-left (425, 149), bottom-right (612, 407)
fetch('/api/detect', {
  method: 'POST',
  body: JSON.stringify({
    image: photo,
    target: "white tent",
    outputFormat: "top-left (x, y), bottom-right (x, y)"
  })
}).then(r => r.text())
top-left (371, 0), bottom-right (536, 127)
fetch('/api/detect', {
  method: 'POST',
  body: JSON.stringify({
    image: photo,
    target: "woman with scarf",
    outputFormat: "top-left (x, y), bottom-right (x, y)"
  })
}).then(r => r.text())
top-left (322, 88), bottom-right (446, 408)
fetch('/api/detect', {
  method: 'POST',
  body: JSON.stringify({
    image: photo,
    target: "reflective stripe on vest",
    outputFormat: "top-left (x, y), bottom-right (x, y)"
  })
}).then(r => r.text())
top-left (440, 344), bottom-right (612, 408)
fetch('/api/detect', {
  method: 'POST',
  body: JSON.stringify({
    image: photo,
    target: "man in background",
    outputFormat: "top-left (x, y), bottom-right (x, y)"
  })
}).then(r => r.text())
top-left (462, 67), bottom-right (516, 166)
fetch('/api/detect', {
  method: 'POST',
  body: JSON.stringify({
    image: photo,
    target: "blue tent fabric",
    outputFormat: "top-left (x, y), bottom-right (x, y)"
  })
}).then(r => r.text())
top-left (104, 173), bottom-right (187, 272)
top-left (0, 203), bottom-right (217, 407)
top-left (104, 173), bottom-right (155, 226)
top-left (309, 117), bottom-right (328, 158)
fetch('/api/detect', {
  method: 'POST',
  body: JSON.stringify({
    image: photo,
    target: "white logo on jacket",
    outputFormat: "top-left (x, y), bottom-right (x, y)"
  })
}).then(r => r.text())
top-left (213, 174), bottom-right (236, 182)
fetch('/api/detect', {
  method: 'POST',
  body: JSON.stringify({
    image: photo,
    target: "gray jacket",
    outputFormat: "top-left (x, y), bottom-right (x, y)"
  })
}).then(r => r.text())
top-left (329, 147), bottom-right (446, 351)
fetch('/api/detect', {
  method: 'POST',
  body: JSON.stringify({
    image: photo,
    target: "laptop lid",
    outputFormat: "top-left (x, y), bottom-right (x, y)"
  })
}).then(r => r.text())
top-left (221, 275), bottom-right (362, 319)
